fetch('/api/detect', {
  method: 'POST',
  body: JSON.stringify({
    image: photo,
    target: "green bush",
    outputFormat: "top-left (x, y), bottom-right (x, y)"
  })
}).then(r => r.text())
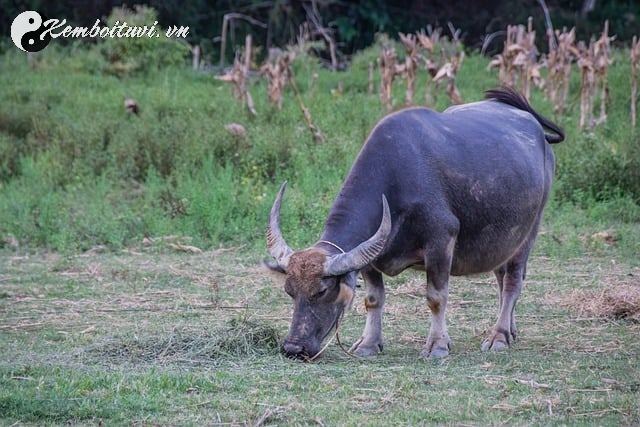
top-left (99, 5), bottom-right (190, 76)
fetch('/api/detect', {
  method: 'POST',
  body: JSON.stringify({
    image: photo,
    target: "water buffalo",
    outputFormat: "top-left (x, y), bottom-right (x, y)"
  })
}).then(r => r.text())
top-left (265, 87), bottom-right (564, 360)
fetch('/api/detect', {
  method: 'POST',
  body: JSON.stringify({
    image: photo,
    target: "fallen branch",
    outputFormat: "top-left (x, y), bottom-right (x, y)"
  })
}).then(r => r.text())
top-left (253, 405), bottom-right (285, 427)
top-left (288, 70), bottom-right (326, 142)
top-left (168, 243), bottom-right (203, 254)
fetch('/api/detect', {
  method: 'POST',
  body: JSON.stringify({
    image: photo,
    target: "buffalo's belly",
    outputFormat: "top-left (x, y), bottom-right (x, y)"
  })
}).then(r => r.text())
top-left (373, 215), bottom-right (538, 277)
top-left (449, 222), bottom-right (532, 275)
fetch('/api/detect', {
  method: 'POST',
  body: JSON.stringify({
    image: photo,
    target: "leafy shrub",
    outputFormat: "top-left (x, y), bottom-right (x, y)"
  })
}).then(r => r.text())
top-left (99, 5), bottom-right (189, 76)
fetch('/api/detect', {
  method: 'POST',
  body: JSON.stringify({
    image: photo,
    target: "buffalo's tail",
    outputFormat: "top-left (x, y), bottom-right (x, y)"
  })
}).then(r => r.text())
top-left (485, 87), bottom-right (565, 144)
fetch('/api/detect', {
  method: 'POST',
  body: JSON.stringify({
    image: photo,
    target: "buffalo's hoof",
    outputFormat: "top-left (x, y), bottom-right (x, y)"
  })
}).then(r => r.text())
top-left (421, 336), bottom-right (451, 358)
top-left (421, 346), bottom-right (449, 358)
top-left (349, 337), bottom-right (383, 357)
top-left (481, 328), bottom-right (514, 351)
top-left (481, 339), bottom-right (509, 352)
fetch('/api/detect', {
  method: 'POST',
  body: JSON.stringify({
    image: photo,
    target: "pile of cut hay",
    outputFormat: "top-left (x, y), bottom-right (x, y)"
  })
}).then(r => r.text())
top-left (215, 316), bottom-right (282, 357)
top-left (561, 281), bottom-right (640, 322)
top-left (84, 316), bottom-right (281, 366)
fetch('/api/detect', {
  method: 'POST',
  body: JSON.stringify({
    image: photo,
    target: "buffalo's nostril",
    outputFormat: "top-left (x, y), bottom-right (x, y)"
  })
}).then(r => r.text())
top-left (282, 342), bottom-right (307, 359)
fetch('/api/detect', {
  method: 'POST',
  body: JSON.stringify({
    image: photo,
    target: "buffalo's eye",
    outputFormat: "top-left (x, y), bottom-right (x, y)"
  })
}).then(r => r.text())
top-left (314, 288), bottom-right (328, 300)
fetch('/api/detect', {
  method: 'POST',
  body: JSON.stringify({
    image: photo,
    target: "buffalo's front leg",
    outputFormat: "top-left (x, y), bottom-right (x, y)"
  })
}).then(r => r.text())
top-left (421, 236), bottom-right (455, 358)
top-left (350, 268), bottom-right (385, 356)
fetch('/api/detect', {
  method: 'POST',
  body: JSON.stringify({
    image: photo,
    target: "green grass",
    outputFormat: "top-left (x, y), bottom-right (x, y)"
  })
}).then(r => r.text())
top-left (0, 45), bottom-right (380, 251)
top-left (1, 241), bottom-right (639, 425)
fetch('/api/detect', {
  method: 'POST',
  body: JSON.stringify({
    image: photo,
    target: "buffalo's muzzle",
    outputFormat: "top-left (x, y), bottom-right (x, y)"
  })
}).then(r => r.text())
top-left (282, 341), bottom-right (312, 360)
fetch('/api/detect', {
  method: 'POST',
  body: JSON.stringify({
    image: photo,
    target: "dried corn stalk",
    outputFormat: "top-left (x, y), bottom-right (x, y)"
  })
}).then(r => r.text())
top-left (375, 27), bottom-right (465, 110)
top-left (417, 29), bottom-right (436, 53)
top-left (577, 40), bottom-right (596, 129)
top-left (431, 25), bottom-right (464, 105)
top-left (578, 21), bottom-right (613, 130)
top-left (216, 34), bottom-right (257, 116)
top-left (378, 45), bottom-right (398, 111)
top-left (368, 61), bottom-right (375, 95)
top-left (519, 18), bottom-right (544, 99)
top-left (545, 27), bottom-right (579, 114)
top-left (432, 51), bottom-right (465, 105)
top-left (260, 47), bottom-right (324, 142)
top-left (398, 33), bottom-right (421, 106)
top-left (595, 21), bottom-right (613, 125)
top-left (488, 24), bottom-right (521, 88)
top-left (417, 28), bottom-right (440, 105)
top-left (631, 36), bottom-right (640, 127)
top-left (260, 51), bottom-right (295, 109)
top-left (488, 19), bottom-right (541, 99)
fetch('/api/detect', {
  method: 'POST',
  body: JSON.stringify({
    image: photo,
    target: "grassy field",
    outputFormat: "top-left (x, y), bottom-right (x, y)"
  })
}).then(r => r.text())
top-left (1, 36), bottom-right (640, 425)
top-left (1, 221), bottom-right (639, 425)
top-left (1, 43), bottom-right (639, 252)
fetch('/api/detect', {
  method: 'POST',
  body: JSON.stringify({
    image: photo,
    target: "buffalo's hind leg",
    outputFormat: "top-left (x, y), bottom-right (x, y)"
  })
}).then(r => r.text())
top-left (349, 267), bottom-right (385, 356)
top-left (482, 241), bottom-right (533, 352)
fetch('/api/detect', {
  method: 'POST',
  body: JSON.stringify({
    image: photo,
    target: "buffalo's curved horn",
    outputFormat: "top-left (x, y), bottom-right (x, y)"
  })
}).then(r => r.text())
top-left (323, 195), bottom-right (391, 276)
top-left (266, 181), bottom-right (294, 270)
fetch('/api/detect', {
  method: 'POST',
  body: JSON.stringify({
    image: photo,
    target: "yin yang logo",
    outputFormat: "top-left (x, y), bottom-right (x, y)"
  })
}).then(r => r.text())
top-left (11, 11), bottom-right (52, 52)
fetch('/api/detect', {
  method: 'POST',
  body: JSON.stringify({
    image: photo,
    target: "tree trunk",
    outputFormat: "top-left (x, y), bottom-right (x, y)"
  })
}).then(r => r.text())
top-left (581, 0), bottom-right (596, 17)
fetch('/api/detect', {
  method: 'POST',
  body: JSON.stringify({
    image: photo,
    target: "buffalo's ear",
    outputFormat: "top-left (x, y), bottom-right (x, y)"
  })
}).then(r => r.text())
top-left (262, 258), bottom-right (286, 275)
top-left (341, 271), bottom-right (358, 289)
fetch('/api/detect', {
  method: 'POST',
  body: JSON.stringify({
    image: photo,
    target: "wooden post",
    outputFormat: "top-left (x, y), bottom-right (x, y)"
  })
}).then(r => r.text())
top-left (631, 36), bottom-right (640, 127)
top-left (192, 45), bottom-right (200, 70)
top-left (219, 14), bottom-right (229, 70)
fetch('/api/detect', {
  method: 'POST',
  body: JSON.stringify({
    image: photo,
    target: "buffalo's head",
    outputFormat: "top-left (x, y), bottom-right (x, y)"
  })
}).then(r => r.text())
top-left (265, 182), bottom-right (390, 360)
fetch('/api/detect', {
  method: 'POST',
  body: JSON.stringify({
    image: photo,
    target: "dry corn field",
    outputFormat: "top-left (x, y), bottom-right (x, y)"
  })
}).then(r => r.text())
top-left (216, 20), bottom-right (639, 133)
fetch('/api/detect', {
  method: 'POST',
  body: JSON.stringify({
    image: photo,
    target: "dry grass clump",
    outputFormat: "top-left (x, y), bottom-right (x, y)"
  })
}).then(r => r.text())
top-left (85, 316), bottom-right (281, 365)
top-left (216, 316), bottom-right (282, 356)
top-left (561, 281), bottom-right (640, 322)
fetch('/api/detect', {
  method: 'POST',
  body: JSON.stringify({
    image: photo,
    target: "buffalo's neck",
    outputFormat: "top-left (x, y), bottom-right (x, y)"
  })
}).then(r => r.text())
top-left (319, 183), bottom-right (385, 252)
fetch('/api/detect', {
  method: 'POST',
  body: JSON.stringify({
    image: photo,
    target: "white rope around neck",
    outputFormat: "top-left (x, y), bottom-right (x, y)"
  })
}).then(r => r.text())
top-left (317, 240), bottom-right (345, 254)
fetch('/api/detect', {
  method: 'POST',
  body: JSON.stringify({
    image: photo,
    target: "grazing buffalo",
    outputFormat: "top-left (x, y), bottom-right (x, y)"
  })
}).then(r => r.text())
top-left (265, 87), bottom-right (564, 360)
